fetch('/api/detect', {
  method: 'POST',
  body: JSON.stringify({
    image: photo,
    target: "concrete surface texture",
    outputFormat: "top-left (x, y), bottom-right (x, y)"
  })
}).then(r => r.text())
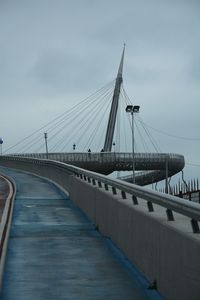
top-left (70, 177), bottom-right (200, 300)
top-left (0, 167), bottom-right (162, 300)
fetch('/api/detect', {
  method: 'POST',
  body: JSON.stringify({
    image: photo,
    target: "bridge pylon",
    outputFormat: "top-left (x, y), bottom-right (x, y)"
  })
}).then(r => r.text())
top-left (103, 45), bottom-right (125, 152)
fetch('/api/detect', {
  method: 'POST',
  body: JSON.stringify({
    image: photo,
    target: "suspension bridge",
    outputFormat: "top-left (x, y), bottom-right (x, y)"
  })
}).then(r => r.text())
top-left (0, 47), bottom-right (199, 300)
top-left (3, 45), bottom-right (185, 185)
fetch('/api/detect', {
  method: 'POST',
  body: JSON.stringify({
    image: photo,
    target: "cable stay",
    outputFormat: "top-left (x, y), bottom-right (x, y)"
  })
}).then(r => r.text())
top-left (4, 47), bottom-right (187, 187)
top-left (4, 80), bottom-right (115, 154)
top-left (138, 119), bottom-right (200, 141)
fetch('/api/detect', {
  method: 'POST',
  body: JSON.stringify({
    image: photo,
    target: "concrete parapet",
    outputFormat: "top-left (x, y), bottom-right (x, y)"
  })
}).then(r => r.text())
top-left (0, 158), bottom-right (200, 300)
top-left (69, 176), bottom-right (200, 300)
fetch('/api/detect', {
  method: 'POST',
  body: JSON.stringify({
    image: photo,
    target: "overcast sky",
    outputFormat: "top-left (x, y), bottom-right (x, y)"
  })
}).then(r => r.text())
top-left (0, 0), bottom-right (199, 182)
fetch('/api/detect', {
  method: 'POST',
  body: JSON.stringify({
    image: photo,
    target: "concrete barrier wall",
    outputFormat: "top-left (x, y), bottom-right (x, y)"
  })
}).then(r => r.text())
top-left (70, 177), bottom-right (200, 300)
top-left (1, 159), bottom-right (200, 300)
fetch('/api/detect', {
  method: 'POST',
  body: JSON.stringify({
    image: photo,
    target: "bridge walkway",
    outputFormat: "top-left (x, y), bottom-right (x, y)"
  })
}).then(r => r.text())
top-left (0, 167), bottom-right (162, 300)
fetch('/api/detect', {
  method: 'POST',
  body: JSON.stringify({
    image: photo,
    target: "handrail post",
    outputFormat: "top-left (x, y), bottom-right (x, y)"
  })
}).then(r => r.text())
top-left (191, 219), bottom-right (200, 233)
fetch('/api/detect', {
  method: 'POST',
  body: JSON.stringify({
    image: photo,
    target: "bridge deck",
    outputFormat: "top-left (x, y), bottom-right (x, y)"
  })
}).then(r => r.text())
top-left (0, 167), bottom-right (162, 300)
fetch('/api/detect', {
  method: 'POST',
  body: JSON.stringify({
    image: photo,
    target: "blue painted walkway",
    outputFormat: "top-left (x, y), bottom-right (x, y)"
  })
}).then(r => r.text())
top-left (0, 167), bottom-right (163, 300)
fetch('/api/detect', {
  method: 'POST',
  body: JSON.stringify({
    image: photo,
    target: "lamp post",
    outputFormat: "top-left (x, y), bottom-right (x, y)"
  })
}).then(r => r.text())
top-left (0, 138), bottom-right (3, 155)
top-left (126, 105), bottom-right (140, 184)
top-left (44, 132), bottom-right (48, 159)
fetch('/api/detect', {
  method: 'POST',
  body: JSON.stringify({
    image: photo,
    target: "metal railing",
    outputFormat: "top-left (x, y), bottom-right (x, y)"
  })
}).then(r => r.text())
top-left (69, 165), bottom-right (200, 233)
top-left (7, 152), bottom-right (185, 185)
top-left (9, 152), bottom-right (185, 172)
top-left (10, 151), bottom-right (184, 163)
top-left (0, 174), bottom-right (16, 287)
top-left (0, 155), bottom-right (199, 233)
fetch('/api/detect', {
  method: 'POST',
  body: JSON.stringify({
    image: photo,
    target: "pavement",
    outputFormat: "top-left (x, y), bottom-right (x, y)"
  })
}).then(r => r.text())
top-left (0, 166), bottom-right (163, 300)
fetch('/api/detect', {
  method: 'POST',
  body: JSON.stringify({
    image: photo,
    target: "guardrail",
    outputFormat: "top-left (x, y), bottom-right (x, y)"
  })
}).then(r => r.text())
top-left (69, 166), bottom-right (200, 233)
top-left (0, 174), bottom-right (16, 287)
top-left (7, 152), bottom-right (185, 184)
top-left (0, 155), bottom-right (199, 233)
top-left (10, 152), bottom-right (185, 169)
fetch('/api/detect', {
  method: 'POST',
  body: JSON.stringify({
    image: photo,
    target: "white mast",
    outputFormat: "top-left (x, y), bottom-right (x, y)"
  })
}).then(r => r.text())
top-left (103, 45), bottom-right (125, 152)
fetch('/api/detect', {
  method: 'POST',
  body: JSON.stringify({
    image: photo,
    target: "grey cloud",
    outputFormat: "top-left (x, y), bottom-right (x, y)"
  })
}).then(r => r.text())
top-left (0, 0), bottom-right (199, 181)
top-left (189, 55), bottom-right (200, 81)
top-left (29, 48), bottom-right (117, 98)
